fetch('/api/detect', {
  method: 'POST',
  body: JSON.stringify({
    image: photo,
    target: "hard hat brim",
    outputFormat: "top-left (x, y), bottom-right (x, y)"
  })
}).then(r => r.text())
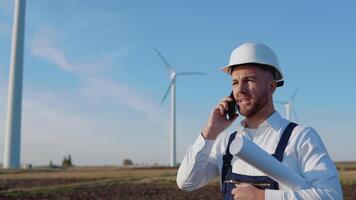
top-left (221, 63), bottom-right (284, 87)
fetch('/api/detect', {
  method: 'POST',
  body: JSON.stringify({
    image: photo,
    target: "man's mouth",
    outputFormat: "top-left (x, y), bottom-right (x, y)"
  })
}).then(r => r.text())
top-left (238, 98), bottom-right (251, 107)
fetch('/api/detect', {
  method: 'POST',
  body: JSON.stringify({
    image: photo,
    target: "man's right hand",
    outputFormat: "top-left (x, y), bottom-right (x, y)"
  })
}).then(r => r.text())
top-left (202, 96), bottom-right (238, 140)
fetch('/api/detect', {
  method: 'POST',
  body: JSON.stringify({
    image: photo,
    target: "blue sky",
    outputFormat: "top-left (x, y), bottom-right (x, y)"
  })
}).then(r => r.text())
top-left (0, 0), bottom-right (355, 166)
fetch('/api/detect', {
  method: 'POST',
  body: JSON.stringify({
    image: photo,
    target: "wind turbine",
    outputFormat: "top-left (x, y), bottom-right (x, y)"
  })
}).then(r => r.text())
top-left (3, 0), bottom-right (26, 169)
top-left (154, 48), bottom-right (205, 167)
top-left (276, 89), bottom-right (299, 122)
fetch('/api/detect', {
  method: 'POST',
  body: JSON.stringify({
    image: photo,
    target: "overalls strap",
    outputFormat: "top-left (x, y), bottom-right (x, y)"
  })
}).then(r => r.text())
top-left (221, 131), bottom-right (237, 185)
top-left (272, 122), bottom-right (298, 162)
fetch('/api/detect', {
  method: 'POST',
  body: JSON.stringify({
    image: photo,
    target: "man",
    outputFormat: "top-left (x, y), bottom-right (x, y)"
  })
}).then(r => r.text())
top-left (176, 42), bottom-right (342, 199)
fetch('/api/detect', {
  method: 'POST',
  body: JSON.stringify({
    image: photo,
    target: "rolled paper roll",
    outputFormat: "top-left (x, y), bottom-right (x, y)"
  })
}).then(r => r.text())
top-left (229, 135), bottom-right (310, 190)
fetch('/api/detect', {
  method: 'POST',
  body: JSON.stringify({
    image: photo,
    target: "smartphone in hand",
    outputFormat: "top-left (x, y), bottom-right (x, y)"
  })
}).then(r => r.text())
top-left (227, 91), bottom-right (238, 120)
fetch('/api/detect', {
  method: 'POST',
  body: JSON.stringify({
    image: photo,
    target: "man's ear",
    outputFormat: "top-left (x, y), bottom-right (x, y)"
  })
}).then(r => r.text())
top-left (270, 81), bottom-right (277, 93)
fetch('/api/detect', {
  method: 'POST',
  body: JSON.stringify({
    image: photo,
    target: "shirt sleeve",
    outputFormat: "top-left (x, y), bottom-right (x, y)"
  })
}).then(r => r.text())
top-left (176, 133), bottom-right (220, 191)
top-left (265, 127), bottom-right (343, 200)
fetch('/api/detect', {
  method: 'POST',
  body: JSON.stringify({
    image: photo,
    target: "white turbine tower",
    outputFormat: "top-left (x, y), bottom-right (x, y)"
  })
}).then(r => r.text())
top-left (276, 89), bottom-right (299, 122)
top-left (154, 48), bottom-right (205, 167)
top-left (3, 0), bottom-right (26, 169)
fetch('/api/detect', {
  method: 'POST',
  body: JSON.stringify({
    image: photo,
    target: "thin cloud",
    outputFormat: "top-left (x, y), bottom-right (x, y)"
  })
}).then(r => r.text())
top-left (29, 27), bottom-right (73, 71)
top-left (28, 26), bottom-right (167, 127)
top-left (80, 78), bottom-right (167, 128)
top-left (29, 27), bottom-right (129, 76)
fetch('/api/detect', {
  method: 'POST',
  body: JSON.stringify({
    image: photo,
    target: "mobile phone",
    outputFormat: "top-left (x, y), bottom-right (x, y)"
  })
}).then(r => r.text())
top-left (227, 91), bottom-right (237, 120)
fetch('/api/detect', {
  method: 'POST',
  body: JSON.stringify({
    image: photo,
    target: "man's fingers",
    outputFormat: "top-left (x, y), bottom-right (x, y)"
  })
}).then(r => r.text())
top-left (221, 100), bottom-right (228, 111)
top-left (233, 186), bottom-right (240, 200)
top-left (218, 99), bottom-right (230, 115)
top-left (217, 104), bottom-right (224, 115)
top-left (233, 183), bottom-right (251, 195)
top-left (220, 97), bottom-right (233, 110)
top-left (236, 183), bottom-right (251, 188)
top-left (231, 186), bottom-right (240, 200)
top-left (216, 99), bottom-right (239, 118)
top-left (213, 96), bottom-right (238, 118)
top-left (232, 183), bottom-right (250, 199)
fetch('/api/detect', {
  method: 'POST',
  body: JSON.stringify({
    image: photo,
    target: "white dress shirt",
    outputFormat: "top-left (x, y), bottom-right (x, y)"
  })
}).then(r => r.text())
top-left (177, 112), bottom-right (343, 199)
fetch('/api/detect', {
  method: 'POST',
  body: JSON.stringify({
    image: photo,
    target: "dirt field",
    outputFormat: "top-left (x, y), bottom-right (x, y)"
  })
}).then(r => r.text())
top-left (0, 166), bottom-right (355, 200)
top-left (0, 180), bottom-right (221, 200)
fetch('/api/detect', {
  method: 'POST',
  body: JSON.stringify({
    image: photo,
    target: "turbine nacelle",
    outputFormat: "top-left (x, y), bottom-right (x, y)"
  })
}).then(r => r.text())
top-left (170, 71), bottom-right (177, 80)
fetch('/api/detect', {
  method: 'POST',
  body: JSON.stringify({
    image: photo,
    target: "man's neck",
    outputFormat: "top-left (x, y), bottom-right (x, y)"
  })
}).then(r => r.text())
top-left (244, 106), bottom-right (275, 129)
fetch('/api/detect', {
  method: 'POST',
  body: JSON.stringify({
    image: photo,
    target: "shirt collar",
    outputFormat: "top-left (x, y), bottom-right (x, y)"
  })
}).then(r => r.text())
top-left (237, 111), bottom-right (283, 133)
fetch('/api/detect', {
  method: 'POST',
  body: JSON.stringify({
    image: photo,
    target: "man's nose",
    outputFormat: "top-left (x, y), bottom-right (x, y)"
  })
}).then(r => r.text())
top-left (235, 82), bottom-right (247, 94)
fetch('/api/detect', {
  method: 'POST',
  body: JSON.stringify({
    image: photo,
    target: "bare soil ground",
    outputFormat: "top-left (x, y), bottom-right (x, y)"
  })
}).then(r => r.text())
top-left (0, 179), bottom-right (355, 200)
top-left (0, 166), bottom-right (354, 200)
top-left (0, 181), bottom-right (221, 200)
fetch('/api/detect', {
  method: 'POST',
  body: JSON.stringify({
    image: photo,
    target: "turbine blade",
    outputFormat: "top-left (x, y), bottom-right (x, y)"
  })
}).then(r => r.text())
top-left (291, 88), bottom-right (298, 101)
top-left (160, 78), bottom-right (175, 105)
top-left (292, 107), bottom-right (299, 122)
top-left (153, 47), bottom-right (175, 72)
top-left (177, 72), bottom-right (206, 75)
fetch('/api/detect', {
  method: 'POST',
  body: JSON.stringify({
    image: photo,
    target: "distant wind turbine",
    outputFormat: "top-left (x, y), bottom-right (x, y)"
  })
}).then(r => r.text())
top-left (276, 89), bottom-right (299, 122)
top-left (154, 48), bottom-right (205, 167)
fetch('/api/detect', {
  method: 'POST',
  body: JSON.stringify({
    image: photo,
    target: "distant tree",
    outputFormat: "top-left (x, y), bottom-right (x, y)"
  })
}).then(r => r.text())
top-left (68, 154), bottom-right (72, 166)
top-left (123, 159), bottom-right (133, 166)
top-left (62, 154), bottom-right (73, 168)
top-left (49, 160), bottom-right (54, 168)
top-left (62, 156), bottom-right (68, 167)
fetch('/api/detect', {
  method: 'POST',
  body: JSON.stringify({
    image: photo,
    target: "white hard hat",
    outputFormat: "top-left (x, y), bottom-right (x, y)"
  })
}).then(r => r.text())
top-left (222, 42), bottom-right (284, 87)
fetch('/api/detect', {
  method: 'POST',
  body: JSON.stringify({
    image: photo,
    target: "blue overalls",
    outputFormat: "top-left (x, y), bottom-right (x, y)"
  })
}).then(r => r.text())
top-left (221, 122), bottom-right (297, 200)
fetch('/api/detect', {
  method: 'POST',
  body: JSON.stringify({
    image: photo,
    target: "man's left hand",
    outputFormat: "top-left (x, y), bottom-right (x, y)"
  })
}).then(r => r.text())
top-left (231, 183), bottom-right (265, 200)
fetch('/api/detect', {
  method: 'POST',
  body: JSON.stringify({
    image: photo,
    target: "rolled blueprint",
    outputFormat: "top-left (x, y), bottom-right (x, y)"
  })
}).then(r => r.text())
top-left (229, 135), bottom-right (310, 190)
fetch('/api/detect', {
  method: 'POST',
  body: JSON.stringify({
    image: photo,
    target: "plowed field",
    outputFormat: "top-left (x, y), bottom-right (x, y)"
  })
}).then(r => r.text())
top-left (0, 167), bottom-right (354, 200)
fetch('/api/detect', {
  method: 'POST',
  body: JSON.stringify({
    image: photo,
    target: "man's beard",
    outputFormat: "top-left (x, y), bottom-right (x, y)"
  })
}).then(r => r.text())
top-left (237, 90), bottom-right (269, 118)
